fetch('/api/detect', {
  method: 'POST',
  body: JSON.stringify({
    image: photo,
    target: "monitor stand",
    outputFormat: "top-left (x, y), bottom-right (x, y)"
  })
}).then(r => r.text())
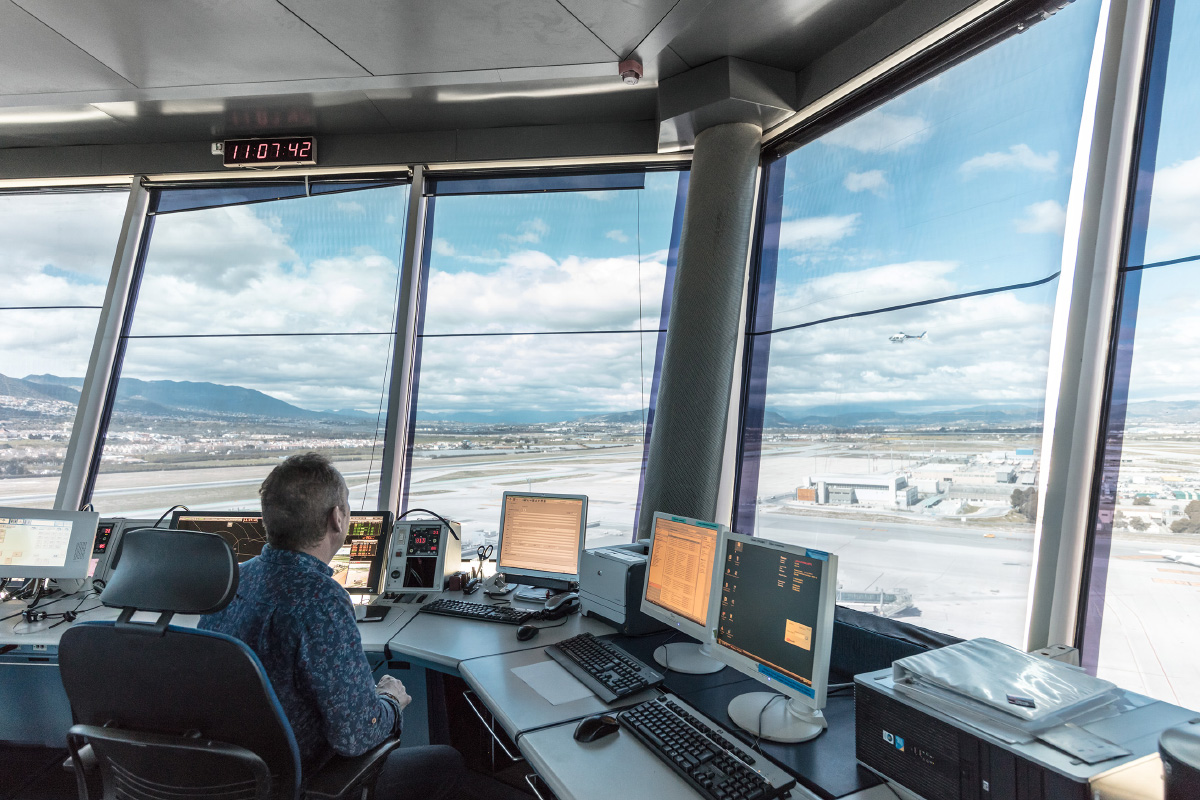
top-left (653, 642), bottom-right (725, 675)
top-left (727, 692), bottom-right (827, 743)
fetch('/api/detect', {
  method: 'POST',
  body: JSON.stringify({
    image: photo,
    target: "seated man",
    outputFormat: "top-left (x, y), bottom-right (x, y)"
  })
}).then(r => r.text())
top-left (201, 452), bottom-right (465, 800)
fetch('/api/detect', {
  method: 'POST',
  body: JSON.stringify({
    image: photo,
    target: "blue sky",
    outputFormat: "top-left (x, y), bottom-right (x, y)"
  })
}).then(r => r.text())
top-left (758, 0), bottom-right (1104, 417)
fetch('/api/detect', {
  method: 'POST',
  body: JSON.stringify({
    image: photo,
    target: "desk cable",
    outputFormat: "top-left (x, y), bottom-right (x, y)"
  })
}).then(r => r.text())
top-left (153, 504), bottom-right (189, 528)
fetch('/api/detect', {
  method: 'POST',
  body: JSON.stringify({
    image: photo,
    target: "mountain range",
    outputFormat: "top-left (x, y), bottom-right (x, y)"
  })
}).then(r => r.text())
top-left (5, 373), bottom-right (1198, 427)
top-left (5, 373), bottom-right (369, 423)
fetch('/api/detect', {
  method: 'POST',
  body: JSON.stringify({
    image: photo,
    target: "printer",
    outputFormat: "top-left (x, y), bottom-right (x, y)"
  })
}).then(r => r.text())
top-left (578, 542), bottom-right (668, 635)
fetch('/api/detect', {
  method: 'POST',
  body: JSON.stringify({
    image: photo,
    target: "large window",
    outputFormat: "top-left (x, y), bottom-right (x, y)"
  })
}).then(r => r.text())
top-left (1083, 0), bottom-right (1200, 709)
top-left (737, 0), bottom-right (1103, 644)
top-left (89, 180), bottom-right (408, 517)
top-left (403, 171), bottom-right (687, 554)
top-left (0, 190), bottom-right (129, 508)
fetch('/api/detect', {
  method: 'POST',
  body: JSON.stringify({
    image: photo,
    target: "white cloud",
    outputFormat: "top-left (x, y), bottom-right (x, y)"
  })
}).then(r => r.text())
top-left (777, 214), bottom-right (860, 250)
top-left (431, 238), bottom-right (456, 257)
top-left (843, 170), bottom-right (888, 195)
top-left (822, 111), bottom-right (932, 153)
top-left (139, 205), bottom-right (298, 291)
top-left (606, 229), bottom-right (630, 243)
top-left (336, 200), bottom-right (366, 215)
top-left (960, 144), bottom-right (1058, 177)
top-left (412, 248), bottom-right (671, 417)
top-left (764, 270), bottom-right (1058, 411)
top-left (424, 250), bottom-right (666, 336)
top-left (1145, 154), bottom-right (1200, 263)
top-left (501, 218), bottom-right (549, 244)
top-left (0, 193), bottom-right (128, 296)
top-left (1015, 200), bottom-right (1067, 234)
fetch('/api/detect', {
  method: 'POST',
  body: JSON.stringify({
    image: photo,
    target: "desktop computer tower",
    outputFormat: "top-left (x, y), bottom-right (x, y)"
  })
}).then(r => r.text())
top-left (854, 668), bottom-right (1192, 800)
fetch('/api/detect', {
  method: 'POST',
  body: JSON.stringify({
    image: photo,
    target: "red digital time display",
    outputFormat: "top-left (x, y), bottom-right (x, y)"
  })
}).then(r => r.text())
top-left (223, 136), bottom-right (316, 167)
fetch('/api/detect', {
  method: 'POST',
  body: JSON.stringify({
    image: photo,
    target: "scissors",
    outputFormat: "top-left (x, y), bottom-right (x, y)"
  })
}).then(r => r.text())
top-left (474, 544), bottom-right (494, 578)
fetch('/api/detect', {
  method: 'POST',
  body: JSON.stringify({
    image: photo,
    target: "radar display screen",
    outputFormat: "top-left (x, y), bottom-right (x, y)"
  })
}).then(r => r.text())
top-left (171, 511), bottom-right (267, 563)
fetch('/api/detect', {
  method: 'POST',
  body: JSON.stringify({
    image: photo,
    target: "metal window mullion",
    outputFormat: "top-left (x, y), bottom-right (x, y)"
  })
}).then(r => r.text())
top-left (54, 179), bottom-right (151, 511)
top-left (377, 166), bottom-right (429, 513)
top-left (1031, 0), bottom-right (1157, 649)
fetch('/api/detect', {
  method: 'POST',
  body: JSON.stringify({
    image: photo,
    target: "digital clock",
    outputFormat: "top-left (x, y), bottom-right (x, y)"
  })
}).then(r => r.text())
top-left (223, 136), bottom-right (316, 167)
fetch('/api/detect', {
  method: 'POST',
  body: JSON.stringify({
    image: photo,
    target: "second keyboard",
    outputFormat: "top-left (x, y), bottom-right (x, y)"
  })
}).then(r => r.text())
top-left (545, 632), bottom-right (664, 703)
top-left (419, 598), bottom-right (535, 625)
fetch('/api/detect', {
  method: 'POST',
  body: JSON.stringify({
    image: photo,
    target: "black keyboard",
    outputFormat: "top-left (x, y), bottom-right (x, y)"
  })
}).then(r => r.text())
top-left (419, 598), bottom-right (535, 625)
top-left (544, 632), bottom-right (663, 703)
top-left (617, 694), bottom-right (796, 800)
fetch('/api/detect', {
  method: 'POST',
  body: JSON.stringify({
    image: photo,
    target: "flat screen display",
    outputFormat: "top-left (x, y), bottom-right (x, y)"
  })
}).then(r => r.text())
top-left (0, 507), bottom-right (99, 579)
top-left (497, 492), bottom-right (587, 585)
top-left (644, 515), bottom-right (720, 627)
top-left (171, 511), bottom-right (267, 563)
top-left (715, 537), bottom-right (833, 696)
top-left (333, 512), bottom-right (393, 594)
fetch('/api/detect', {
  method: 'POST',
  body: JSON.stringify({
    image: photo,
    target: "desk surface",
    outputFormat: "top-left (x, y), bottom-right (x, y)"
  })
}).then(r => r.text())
top-left (459, 645), bottom-right (656, 740)
top-left (0, 593), bottom-right (415, 654)
top-left (677, 679), bottom-right (881, 800)
top-left (385, 593), bottom-right (613, 668)
top-left (519, 719), bottom-right (903, 800)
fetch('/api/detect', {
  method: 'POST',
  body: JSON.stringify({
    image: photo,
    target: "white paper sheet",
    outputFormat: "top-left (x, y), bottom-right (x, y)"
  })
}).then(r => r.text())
top-left (511, 661), bottom-right (594, 705)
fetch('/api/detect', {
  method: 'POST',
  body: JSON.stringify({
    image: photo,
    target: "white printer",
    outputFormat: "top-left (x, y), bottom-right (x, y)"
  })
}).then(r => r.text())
top-left (578, 542), bottom-right (668, 635)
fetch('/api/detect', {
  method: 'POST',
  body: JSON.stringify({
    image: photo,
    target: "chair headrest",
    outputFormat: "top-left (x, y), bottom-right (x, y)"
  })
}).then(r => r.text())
top-left (102, 528), bottom-right (238, 614)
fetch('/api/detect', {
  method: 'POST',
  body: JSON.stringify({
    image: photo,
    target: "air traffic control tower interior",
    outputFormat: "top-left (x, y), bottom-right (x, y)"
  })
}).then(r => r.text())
top-left (3, 1), bottom-right (1200, 799)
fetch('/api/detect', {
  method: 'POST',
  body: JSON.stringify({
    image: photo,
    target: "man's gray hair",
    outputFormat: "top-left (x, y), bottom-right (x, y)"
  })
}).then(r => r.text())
top-left (259, 452), bottom-right (348, 550)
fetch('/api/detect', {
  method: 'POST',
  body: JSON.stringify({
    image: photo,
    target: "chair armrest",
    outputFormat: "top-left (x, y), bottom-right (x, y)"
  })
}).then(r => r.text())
top-left (304, 739), bottom-right (401, 800)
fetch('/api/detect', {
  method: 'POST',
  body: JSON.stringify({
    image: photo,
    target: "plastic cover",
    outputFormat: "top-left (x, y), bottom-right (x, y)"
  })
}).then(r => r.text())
top-left (892, 638), bottom-right (1118, 728)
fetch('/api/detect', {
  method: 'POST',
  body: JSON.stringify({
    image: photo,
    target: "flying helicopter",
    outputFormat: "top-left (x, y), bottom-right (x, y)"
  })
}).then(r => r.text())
top-left (888, 331), bottom-right (927, 343)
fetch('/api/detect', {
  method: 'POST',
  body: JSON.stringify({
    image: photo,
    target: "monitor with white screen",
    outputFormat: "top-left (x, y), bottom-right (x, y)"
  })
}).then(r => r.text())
top-left (0, 507), bottom-right (101, 580)
top-left (640, 512), bottom-right (727, 674)
top-left (496, 492), bottom-right (587, 596)
top-left (712, 531), bottom-right (839, 742)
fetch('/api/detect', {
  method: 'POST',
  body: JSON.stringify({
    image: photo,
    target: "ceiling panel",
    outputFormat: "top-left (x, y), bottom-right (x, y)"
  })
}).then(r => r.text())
top-left (367, 77), bottom-right (654, 132)
top-left (0, 1), bottom-right (135, 95)
top-left (13, 0), bottom-right (370, 88)
top-left (279, 0), bottom-right (618, 75)
top-left (0, 104), bottom-right (133, 146)
top-left (90, 91), bottom-right (394, 144)
top-left (555, 0), bottom-right (677, 58)
top-left (668, 0), bottom-right (905, 73)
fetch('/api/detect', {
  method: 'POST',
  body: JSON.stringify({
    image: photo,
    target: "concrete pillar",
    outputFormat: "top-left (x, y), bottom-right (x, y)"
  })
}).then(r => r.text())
top-left (637, 122), bottom-right (761, 538)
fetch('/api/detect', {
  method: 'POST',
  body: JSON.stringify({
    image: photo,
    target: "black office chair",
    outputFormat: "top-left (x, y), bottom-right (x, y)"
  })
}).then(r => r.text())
top-left (58, 528), bottom-right (399, 800)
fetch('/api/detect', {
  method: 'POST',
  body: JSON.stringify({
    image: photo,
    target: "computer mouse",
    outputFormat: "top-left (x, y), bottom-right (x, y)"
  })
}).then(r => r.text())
top-left (516, 624), bottom-right (539, 641)
top-left (573, 714), bottom-right (620, 743)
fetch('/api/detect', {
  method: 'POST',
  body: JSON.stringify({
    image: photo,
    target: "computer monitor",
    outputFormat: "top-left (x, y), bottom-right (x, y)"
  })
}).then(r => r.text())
top-left (712, 532), bottom-right (839, 743)
top-left (496, 492), bottom-right (587, 597)
top-left (171, 510), bottom-right (267, 563)
top-left (639, 512), bottom-right (727, 675)
top-left (332, 511), bottom-right (394, 594)
top-left (0, 507), bottom-right (100, 580)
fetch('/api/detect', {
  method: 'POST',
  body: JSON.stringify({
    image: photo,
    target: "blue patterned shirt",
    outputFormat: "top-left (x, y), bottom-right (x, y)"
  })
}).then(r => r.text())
top-left (199, 544), bottom-right (400, 774)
